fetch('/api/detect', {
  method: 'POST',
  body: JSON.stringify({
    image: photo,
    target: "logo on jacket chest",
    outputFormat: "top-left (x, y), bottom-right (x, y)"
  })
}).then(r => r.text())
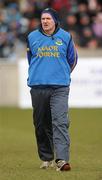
top-left (55, 38), bottom-right (63, 46)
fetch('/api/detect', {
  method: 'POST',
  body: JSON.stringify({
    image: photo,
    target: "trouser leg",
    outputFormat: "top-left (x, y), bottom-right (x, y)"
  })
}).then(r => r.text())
top-left (50, 87), bottom-right (70, 162)
top-left (30, 88), bottom-right (54, 161)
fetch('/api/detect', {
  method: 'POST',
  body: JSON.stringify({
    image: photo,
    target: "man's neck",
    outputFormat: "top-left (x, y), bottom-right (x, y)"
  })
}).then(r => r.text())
top-left (43, 29), bottom-right (55, 35)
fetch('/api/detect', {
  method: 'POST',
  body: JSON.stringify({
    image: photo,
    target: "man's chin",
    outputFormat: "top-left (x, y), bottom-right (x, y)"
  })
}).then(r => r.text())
top-left (43, 27), bottom-right (49, 31)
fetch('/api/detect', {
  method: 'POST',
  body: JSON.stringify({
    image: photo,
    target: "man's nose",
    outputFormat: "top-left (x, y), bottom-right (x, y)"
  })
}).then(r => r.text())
top-left (44, 19), bottom-right (47, 23)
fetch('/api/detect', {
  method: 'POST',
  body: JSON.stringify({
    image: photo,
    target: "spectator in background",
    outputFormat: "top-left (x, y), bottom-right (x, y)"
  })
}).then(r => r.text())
top-left (69, 0), bottom-right (78, 13)
top-left (78, 13), bottom-right (91, 33)
top-left (0, 10), bottom-right (15, 58)
top-left (6, 3), bottom-right (22, 23)
top-left (0, 31), bottom-right (14, 58)
top-left (92, 12), bottom-right (102, 46)
top-left (77, 2), bottom-right (88, 14)
top-left (64, 12), bottom-right (79, 33)
top-left (28, 18), bottom-right (40, 32)
top-left (63, 12), bottom-right (80, 46)
top-left (88, 0), bottom-right (101, 12)
top-left (0, 0), bottom-right (4, 11)
top-left (87, 37), bottom-right (99, 49)
top-left (6, 2), bottom-right (24, 54)
top-left (51, 0), bottom-right (70, 19)
top-left (21, 0), bottom-right (35, 20)
top-left (51, 0), bottom-right (70, 11)
top-left (34, 0), bottom-right (51, 18)
top-left (79, 26), bottom-right (99, 48)
top-left (18, 17), bottom-right (30, 43)
top-left (0, 11), bottom-right (8, 33)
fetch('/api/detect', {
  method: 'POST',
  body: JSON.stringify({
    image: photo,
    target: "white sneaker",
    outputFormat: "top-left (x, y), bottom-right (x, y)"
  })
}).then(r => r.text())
top-left (56, 160), bottom-right (71, 171)
top-left (40, 161), bottom-right (54, 169)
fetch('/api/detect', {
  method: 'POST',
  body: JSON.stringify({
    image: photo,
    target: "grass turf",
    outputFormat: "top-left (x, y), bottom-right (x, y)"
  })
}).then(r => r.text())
top-left (0, 108), bottom-right (102, 180)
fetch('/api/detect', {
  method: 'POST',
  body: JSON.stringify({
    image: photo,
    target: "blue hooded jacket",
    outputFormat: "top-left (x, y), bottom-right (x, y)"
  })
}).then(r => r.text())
top-left (27, 27), bottom-right (78, 87)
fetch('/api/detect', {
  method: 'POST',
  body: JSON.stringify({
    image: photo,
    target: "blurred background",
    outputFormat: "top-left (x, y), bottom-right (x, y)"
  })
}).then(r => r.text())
top-left (0, 0), bottom-right (102, 107)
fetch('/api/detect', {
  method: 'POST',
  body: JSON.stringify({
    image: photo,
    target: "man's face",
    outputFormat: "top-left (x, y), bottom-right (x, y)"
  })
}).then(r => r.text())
top-left (41, 13), bottom-right (56, 34)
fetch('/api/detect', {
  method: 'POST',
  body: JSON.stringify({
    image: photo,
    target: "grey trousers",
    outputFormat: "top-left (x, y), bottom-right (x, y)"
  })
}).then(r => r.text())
top-left (30, 86), bottom-right (70, 162)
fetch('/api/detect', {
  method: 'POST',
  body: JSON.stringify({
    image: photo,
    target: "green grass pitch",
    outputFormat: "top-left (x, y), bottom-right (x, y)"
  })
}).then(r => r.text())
top-left (0, 107), bottom-right (102, 180)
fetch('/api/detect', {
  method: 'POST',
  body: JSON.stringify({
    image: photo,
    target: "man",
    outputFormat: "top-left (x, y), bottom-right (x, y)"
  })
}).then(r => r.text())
top-left (27, 8), bottom-right (78, 171)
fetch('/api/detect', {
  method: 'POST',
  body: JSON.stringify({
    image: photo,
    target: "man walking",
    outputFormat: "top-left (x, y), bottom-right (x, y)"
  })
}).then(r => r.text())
top-left (27, 8), bottom-right (78, 171)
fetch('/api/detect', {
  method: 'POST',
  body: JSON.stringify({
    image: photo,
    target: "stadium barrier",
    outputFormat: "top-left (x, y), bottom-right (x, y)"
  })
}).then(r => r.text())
top-left (18, 57), bottom-right (102, 108)
top-left (0, 61), bottom-right (19, 106)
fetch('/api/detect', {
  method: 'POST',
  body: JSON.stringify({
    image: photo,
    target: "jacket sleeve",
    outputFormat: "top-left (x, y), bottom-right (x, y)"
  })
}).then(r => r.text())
top-left (67, 36), bottom-right (78, 72)
top-left (27, 38), bottom-right (32, 65)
